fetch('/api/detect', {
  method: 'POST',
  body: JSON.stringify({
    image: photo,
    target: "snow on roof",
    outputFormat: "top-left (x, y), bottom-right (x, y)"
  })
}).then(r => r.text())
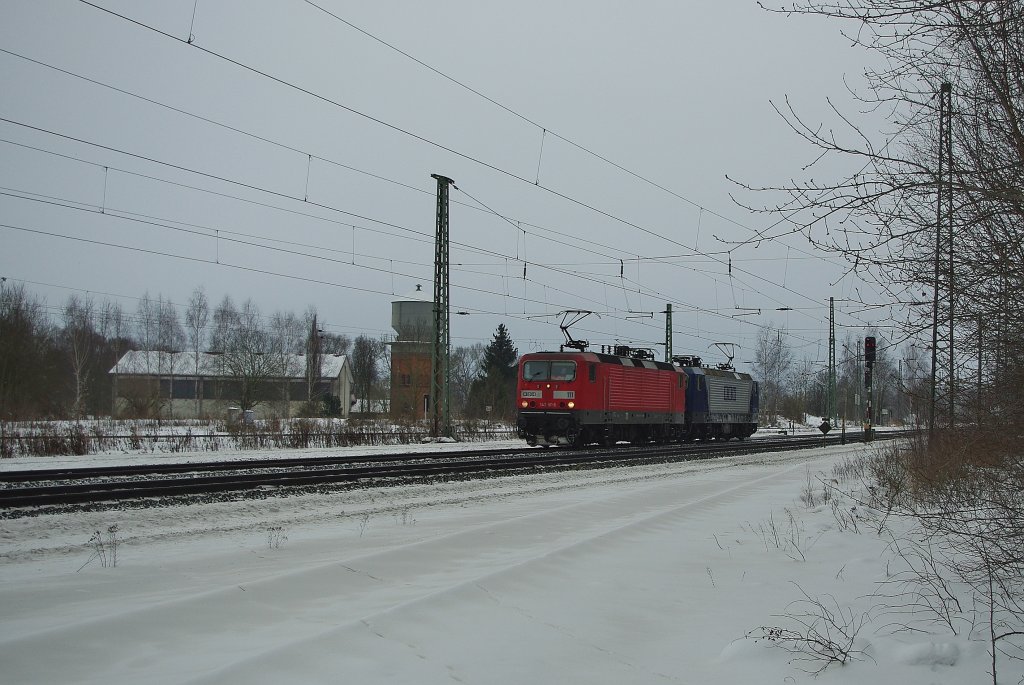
top-left (109, 351), bottom-right (349, 380)
top-left (393, 283), bottom-right (432, 302)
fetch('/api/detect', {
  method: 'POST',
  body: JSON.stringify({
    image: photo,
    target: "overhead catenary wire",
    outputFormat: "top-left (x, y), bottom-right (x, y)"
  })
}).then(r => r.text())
top-left (0, 47), bottom-right (850, 323)
top-left (1, 275), bottom-right (493, 343)
top-left (7, 179), bottom-right (839, 352)
top-left (1, 121), bottom-right (744, 308)
top-left (1, 220), bottom-right (749, 350)
top-left (451, 181), bottom-right (850, 343)
top-left (450, 180), bottom-right (875, 336)
top-left (7, 175), bottom-right (760, 335)
top-left (0, 123), bottom-right (878, 350)
top-left (71, 1), bottom-right (850, 315)
top-left (0, 194), bottom-right (616, 316)
top-left (4, 6), bottom-right (890, 353)
top-left (8, 183), bottom-right (826, 345)
top-left (298, 0), bottom-right (840, 265)
top-left (288, 3), bottom-right (899, 307)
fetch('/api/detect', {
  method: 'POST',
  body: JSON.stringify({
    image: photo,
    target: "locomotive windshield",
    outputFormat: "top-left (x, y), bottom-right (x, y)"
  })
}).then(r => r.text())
top-left (522, 360), bottom-right (576, 381)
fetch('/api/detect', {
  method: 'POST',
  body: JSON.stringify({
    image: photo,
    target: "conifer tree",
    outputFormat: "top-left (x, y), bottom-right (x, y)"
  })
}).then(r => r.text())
top-left (468, 324), bottom-right (519, 420)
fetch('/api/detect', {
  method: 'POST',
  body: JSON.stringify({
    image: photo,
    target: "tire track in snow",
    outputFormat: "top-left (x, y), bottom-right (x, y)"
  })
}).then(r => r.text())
top-left (179, 449), bottom-right (864, 684)
top-left (0, 445), bottom-right (873, 684)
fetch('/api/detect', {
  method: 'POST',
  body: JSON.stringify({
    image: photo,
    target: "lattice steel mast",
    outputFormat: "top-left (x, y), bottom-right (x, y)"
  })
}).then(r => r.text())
top-left (431, 173), bottom-right (455, 438)
top-left (930, 82), bottom-right (954, 436)
top-left (827, 296), bottom-right (836, 427)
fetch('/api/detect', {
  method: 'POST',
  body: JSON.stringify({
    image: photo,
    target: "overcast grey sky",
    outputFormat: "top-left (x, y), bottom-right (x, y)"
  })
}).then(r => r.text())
top-left (1, 0), bottom-right (892, 367)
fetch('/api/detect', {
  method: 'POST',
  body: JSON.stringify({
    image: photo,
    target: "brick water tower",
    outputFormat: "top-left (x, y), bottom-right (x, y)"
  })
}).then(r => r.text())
top-left (390, 284), bottom-right (434, 419)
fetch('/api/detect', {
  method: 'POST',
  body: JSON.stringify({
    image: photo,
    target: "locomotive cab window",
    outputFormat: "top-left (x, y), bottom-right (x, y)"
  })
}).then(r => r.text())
top-left (550, 361), bottom-right (576, 381)
top-left (522, 360), bottom-right (577, 382)
top-left (523, 361), bottom-right (549, 381)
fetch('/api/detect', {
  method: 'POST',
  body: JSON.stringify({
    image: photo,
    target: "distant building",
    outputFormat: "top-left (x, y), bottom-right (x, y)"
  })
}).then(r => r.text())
top-left (389, 285), bottom-right (433, 419)
top-left (109, 351), bottom-right (352, 420)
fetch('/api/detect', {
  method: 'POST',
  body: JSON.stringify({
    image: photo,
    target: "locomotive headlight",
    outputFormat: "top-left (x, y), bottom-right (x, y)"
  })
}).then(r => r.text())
top-left (521, 400), bottom-right (528, 408)
top-left (567, 401), bottom-right (575, 409)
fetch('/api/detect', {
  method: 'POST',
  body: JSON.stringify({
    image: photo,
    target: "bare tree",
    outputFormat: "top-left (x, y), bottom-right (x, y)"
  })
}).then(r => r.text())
top-left (451, 343), bottom-right (486, 417)
top-left (98, 299), bottom-right (128, 366)
top-left (786, 356), bottom-right (820, 424)
top-left (321, 331), bottom-right (351, 356)
top-left (754, 325), bottom-right (794, 425)
top-left (351, 335), bottom-right (383, 412)
top-left (130, 293), bottom-right (184, 417)
top-left (185, 287), bottom-right (209, 416)
top-left (219, 299), bottom-right (283, 413)
top-left (209, 295), bottom-right (239, 355)
top-left (0, 283), bottom-right (53, 419)
top-left (62, 294), bottom-right (96, 418)
top-left (267, 309), bottom-right (305, 414)
top-left (135, 292), bottom-right (158, 355)
top-left (96, 299), bottom-right (129, 415)
top-left (157, 296), bottom-right (184, 417)
top-left (739, 1), bottom-right (1024, 428)
top-left (156, 296), bottom-right (184, 353)
top-left (269, 310), bottom-right (304, 355)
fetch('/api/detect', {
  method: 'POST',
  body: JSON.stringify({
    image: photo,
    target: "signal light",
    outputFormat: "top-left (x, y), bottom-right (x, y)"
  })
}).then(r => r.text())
top-left (865, 336), bottom-right (876, 364)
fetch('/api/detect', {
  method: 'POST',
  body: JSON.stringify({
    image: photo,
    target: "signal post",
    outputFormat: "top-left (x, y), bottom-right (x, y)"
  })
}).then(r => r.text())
top-left (864, 336), bottom-right (876, 442)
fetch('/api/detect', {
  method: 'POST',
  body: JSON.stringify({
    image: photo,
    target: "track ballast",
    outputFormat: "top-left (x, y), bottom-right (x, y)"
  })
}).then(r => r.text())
top-left (0, 431), bottom-right (903, 511)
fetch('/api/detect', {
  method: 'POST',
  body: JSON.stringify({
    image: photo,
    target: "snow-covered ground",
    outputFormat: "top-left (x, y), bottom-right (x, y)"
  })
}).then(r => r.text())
top-left (0, 437), bottom-right (530, 472)
top-left (1, 439), bottom-right (1006, 684)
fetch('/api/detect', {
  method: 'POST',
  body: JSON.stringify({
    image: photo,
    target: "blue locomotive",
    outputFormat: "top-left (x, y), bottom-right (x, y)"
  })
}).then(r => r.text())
top-left (672, 355), bottom-right (759, 441)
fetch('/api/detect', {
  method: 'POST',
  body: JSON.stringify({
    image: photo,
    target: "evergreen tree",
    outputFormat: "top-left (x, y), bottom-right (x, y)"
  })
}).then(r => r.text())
top-left (481, 324), bottom-right (518, 382)
top-left (468, 324), bottom-right (519, 420)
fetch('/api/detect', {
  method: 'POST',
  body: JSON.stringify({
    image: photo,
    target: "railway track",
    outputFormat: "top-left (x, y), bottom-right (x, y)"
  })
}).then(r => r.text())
top-left (0, 430), bottom-right (906, 509)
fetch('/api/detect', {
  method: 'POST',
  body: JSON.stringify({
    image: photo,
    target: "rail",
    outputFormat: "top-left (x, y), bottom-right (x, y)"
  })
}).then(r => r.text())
top-left (0, 430), bottom-right (911, 509)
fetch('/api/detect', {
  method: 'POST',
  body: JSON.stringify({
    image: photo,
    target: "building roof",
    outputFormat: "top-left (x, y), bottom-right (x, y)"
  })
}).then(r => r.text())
top-left (393, 283), bottom-right (432, 303)
top-left (109, 351), bottom-right (350, 380)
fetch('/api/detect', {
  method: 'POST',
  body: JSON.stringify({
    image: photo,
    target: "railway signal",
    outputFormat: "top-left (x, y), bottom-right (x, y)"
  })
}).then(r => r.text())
top-left (863, 336), bottom-right (876, 441)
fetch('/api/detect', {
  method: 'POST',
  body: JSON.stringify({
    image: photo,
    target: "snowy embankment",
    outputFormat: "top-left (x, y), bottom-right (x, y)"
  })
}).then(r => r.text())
top-left (0, 441), bottom-right (1008, 684)
top-left (0, 437), bottom-right (529, 472)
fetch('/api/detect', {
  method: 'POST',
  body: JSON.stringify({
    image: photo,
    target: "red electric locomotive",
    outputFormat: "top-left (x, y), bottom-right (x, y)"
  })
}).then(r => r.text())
top-left (516, 345), bottom-right (686, 447)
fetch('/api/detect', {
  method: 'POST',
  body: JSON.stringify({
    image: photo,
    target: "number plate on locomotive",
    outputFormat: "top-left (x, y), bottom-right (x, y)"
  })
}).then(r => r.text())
top-left (552, 391), bottom-right (575, 399)
top-left (520, 390), bottom-right (542, 398)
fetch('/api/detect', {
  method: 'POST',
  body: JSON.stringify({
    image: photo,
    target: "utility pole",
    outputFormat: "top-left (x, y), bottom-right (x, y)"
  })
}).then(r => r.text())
top-left (827, 297), bottom-right (836, 427)
top-left (430, 173), bottom-right (455, 439)
top-left (865, 336), bottom-right (876, 441)
top-left (945, 83), bottom-right (955, 428)
top-left (931, 81), bottom-right (954, 437)
top-left (663, 303), bottom-right (672, 362)
top-left (856, 338), bottom-right (862, 424)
